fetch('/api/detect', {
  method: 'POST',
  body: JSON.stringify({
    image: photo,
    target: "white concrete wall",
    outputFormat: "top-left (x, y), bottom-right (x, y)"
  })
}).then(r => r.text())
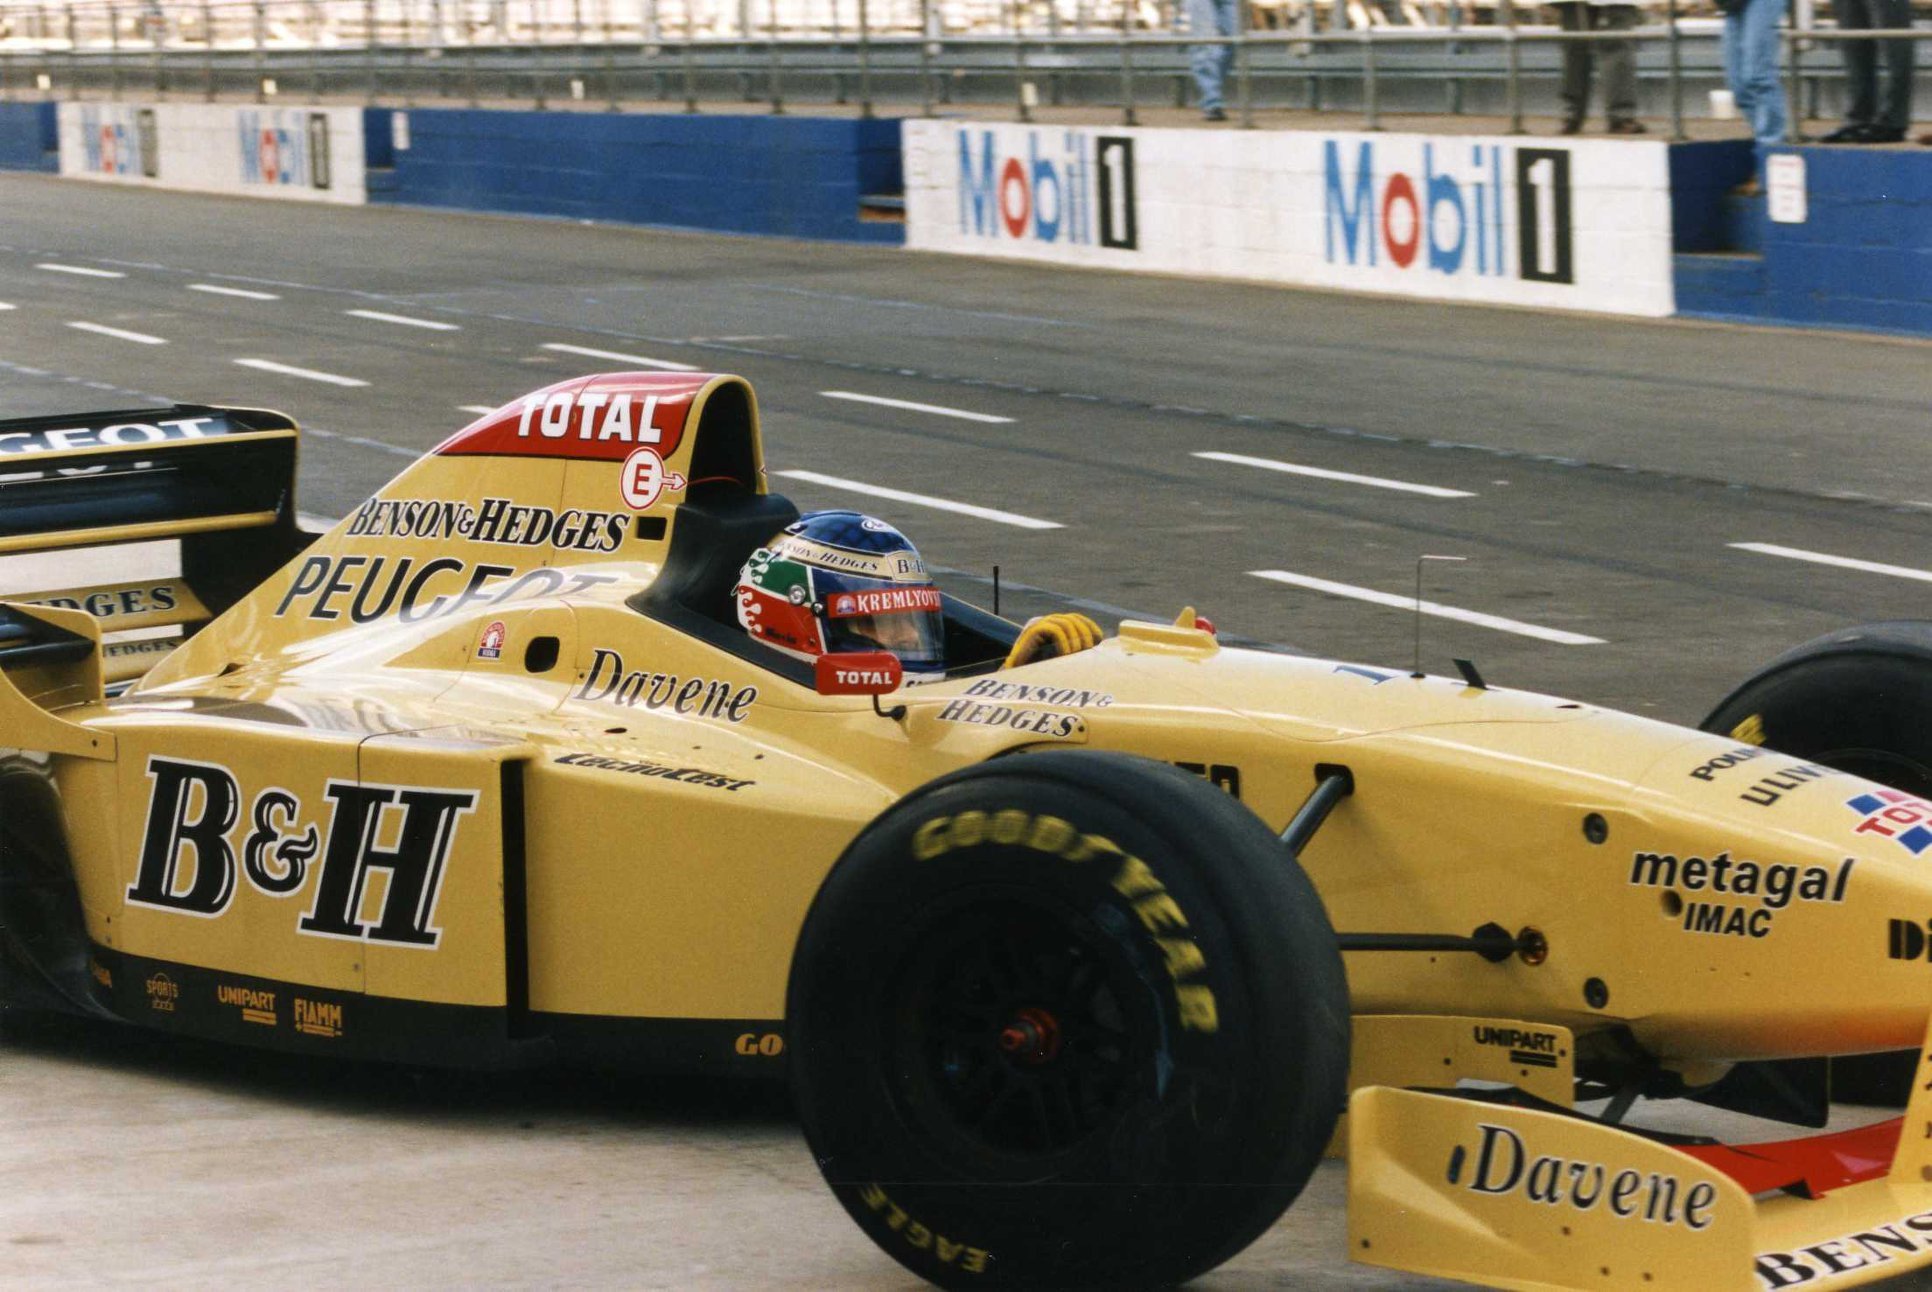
top-left (904, 121), bottom-right (1674, 318)
top-left (57, 102), bottom-right (367, 204)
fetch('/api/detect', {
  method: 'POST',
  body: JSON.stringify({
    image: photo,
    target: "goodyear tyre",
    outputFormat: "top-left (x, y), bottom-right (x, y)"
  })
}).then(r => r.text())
top-left (787, 752), bottom-right (1348, 1290)
top-left (1704, 621), bottom-right (1932, 1106)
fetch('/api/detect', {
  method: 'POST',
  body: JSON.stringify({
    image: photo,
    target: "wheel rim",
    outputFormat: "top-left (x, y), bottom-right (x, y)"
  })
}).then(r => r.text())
top-left (884, 895), bottom-right (1158, 1177)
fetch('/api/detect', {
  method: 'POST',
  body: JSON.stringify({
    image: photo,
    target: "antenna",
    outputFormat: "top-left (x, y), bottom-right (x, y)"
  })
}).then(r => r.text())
top-left (1412, 554), bottom-right (1467, 678)
top-left (993, 564), bottom-right (1001, 618)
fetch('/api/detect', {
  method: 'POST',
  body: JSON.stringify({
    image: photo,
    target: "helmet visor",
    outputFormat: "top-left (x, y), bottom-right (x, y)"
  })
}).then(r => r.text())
top-left (818, 577), bottom-right (947, 673)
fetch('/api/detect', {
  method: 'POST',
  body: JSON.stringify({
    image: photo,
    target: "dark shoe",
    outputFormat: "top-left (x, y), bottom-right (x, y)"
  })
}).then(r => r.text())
top-left (1865, 126), bottom-right (1906, 143)
top-left (1730, 177), bottom-right (1763, 197)
top-left (1558, 118), bottom-right (1583, 136)
top-left (1203, 107), bottom-right (1228, 122)
top-left (1822, 123), bottom-right (1875, 143)
top-left (1606, 118), bottom-right (1648, 135)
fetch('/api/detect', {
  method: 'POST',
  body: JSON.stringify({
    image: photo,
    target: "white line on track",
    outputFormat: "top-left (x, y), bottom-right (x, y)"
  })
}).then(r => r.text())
top-left (1195, 450), bottom-right (1476, 499)
top-left (1249, 569), bottom-right (1605, 646)
top-left (0, 303), bottom-right (14, 311)
top-left (190, 283), bottom-right (280, 301)
top-left (775, 470), bottom-right (1063, 530)
top-left (298, 512), bottom-right (345, 530)
top-left (542, 342), bottom-right (696, 371)
top-left (819, 390), bottom-right (1014, 425)
top-left (1729, 542), bottom-right (1932, 585)
top-left (458, 404), bottom-right (499, 416)
top-left (36, 262), bottom-right (125, 279)
top-left (347, 308), bottom-right (460, 332)
top-left (233, 357), bottom-right (369, 388)
top-left (67, 321), bottom-right (167, 345)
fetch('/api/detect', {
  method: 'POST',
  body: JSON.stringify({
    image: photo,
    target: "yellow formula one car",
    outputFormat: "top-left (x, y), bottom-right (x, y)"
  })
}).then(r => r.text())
top-left (3, 372), bottom-right (1932, 1292)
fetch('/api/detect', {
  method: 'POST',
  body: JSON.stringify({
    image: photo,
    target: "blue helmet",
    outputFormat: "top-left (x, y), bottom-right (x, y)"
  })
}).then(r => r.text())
top-left (734, 511), bottom-right (946, 681)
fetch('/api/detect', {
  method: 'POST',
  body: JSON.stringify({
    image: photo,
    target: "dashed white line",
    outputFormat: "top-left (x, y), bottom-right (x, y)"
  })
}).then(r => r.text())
top-left (298, 512), bottom-right (345, 530)
top-left (233, 357), bottom-right (369, 388)
top-left (775, 470), bottom-right (1062, 531)
top-left (0, 302), bottom-right (14, 311)
top-left (542, 342), bottom-right (696, 371)
top-left (67, 321), bottom-right (167, 345)
top-left (37, 262), bottom-right (126, 279)
top-left (458, 404), bottom-right (499, 416)
top-left (1729, 542), bottom-right (1932, 585)
top-left (1195, 451), bottom-right (1476, 499)
top-left (190, 283), bottom-right (280, 301)
top-left (347, 308), bottom-right (460, 332)
top-left (820, 390), bottom-right (1014, 425)
top-left (1249, 569), bottom-right (1604, 646)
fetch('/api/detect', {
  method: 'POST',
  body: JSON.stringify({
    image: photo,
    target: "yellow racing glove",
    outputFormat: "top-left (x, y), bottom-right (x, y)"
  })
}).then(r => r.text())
top-left (1002, 613), bottom-right (1106, 670)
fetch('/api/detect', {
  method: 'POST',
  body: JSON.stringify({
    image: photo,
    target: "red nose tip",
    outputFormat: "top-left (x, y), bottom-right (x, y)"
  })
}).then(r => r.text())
top-left (1194, 616), bottom-right (1217, 636)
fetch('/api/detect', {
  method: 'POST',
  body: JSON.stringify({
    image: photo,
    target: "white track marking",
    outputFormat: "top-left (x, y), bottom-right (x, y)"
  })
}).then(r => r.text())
top-left (298, 512), bottom-right (345, 530)
top-left (37, 262), bottom-right (125, 279)
top-left (0, 303), bottom-right (15, 311)
top-left (190, 283), bottom-right (280, 300)
top-left (67, 321), bottom-right (167, 345)
top-left (1195, 451), bottom-right (1476, 498)
top-left (233, 358), bottom-right (369, 387)
top-left (776, 470), bottom-right (1062, 530)
top-left (1730, 542), bottom-right (1932, 585)
top-left (458, 404), bottom-right (499, 416)
top-left (542, 342), bottom-right (696, 371)
top-left (819, 390), bottom-right (1014, 425)
top-left (347, 308), bottom-right (460, 332)
top-left (1249, 569), bottom-right (1604, 645)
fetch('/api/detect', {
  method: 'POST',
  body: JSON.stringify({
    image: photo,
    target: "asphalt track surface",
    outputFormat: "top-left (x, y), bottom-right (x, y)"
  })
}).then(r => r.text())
top-left (1, 172), bottom-right (1930, 1289)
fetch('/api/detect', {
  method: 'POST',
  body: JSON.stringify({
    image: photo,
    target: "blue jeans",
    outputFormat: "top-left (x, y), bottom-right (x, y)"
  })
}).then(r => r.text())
top-left (1188, 0), bottom-right (1238, 111)
top-left (1724, 0), bottom-right (1789, 149)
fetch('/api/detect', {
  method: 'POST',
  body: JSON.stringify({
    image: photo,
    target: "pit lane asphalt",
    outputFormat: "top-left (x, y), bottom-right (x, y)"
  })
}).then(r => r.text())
top-left (1, 172), bottom-right (1929, 1289)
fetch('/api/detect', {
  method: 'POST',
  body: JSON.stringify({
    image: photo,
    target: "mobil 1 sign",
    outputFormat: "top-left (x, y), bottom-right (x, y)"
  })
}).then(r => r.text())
top-left (1306, 131), bottom-right (1672, 315)
top-left (1324, 140), bottom-right (1572, 284)
top-left (903, 121), bottom-right (1142, 265)
top-left (900, 123), bottom-right (1673, 317)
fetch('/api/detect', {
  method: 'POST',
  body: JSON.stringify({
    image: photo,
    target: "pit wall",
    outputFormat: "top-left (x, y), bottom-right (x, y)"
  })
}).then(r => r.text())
top-left (0, 102), bottom-right (58, 172)
top-left (901, 120), bottom-right (1677, 318)
top-left (1672, 139), bottom-right (1932, 337)
top-left (361, 109), bottom-right (904, 244)
top-left (55, 102), bottom-right (369, 202)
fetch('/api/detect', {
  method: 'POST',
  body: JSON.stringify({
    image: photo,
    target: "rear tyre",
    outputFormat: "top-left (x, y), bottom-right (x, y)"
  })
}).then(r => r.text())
top-left (1703, 621), bottom-right (1932, 1106)
top-left (788, 752), bottom-right (1348, 1290)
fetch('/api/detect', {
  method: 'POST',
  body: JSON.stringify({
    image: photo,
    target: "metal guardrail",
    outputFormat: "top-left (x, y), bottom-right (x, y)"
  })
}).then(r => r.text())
top-left (0, 0), bottom-right (1925, 145)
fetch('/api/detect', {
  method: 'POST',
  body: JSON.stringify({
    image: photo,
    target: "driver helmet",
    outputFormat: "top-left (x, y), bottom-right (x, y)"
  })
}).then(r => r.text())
top-left (734, 510), bottom-right (946, 682)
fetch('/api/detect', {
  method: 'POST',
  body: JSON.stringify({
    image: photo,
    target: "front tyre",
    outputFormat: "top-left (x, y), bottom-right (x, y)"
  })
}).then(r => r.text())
top-left (788, 752), bottom-right (1348, 1289)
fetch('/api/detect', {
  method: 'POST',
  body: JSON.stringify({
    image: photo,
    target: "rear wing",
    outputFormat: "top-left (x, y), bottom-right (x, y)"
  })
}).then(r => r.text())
top-left (0, 403), bottom-right (314, 682)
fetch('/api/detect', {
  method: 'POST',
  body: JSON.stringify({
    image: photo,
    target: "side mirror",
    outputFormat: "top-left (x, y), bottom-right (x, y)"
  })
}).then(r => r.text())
top-left (814, 651), bottom-right (904, 697)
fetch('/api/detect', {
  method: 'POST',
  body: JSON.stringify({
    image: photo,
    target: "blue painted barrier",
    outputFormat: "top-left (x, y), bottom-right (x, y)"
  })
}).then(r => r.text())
top-left (365, 109), bottom-right (903, 244)
top-left (1674, 140), bottom-right (1932, 337)
top-left (0, 102), bottom-right (58, 172)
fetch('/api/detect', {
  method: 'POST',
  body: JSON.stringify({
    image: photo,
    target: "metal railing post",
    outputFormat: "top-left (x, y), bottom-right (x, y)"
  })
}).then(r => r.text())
top-left (398, 0), bottom-right (413, 103)
top-left (770, 0), bottom-right (784, 111)
top-left (1015, 32), bottom-right (1030, 121)
top-left (1237, 23), bottom-right (1254, 126)
top-left (110, 2), bottom-right (123, 100)
top-left (683, 0), bottom-right (696, 110)
top-left (465, 0), bottom-right (479, 104)
top-left (1120, 25), bottom-right (1137, 124)
top-left (534, 0), bottom-right (549, 108)
top-left (602, 0), bottom-right (617, 107)
top-left (917, 0), bottom-right (933, 115)
top-left (1503, 0), bottom-right (1522, 134)
top-left (1362, 28), bottom-right (1377, 129)
top-left (1783, 26), bottom-right (1799, 141)
top-left (1667, 0), bottom-right (1685, 139)
top-left (64, 0), bottom-right (77, 101)
top-left (203, 0), bottom-right (216, 98)
top-left (364, 0), bottom-right (377, 100)
top-left (858, 0), bottom-right (872, 116)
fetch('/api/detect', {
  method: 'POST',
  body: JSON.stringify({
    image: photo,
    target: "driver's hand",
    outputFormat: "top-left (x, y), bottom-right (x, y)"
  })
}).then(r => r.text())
top-left (1002, 613), bottom-right (1105, 670)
